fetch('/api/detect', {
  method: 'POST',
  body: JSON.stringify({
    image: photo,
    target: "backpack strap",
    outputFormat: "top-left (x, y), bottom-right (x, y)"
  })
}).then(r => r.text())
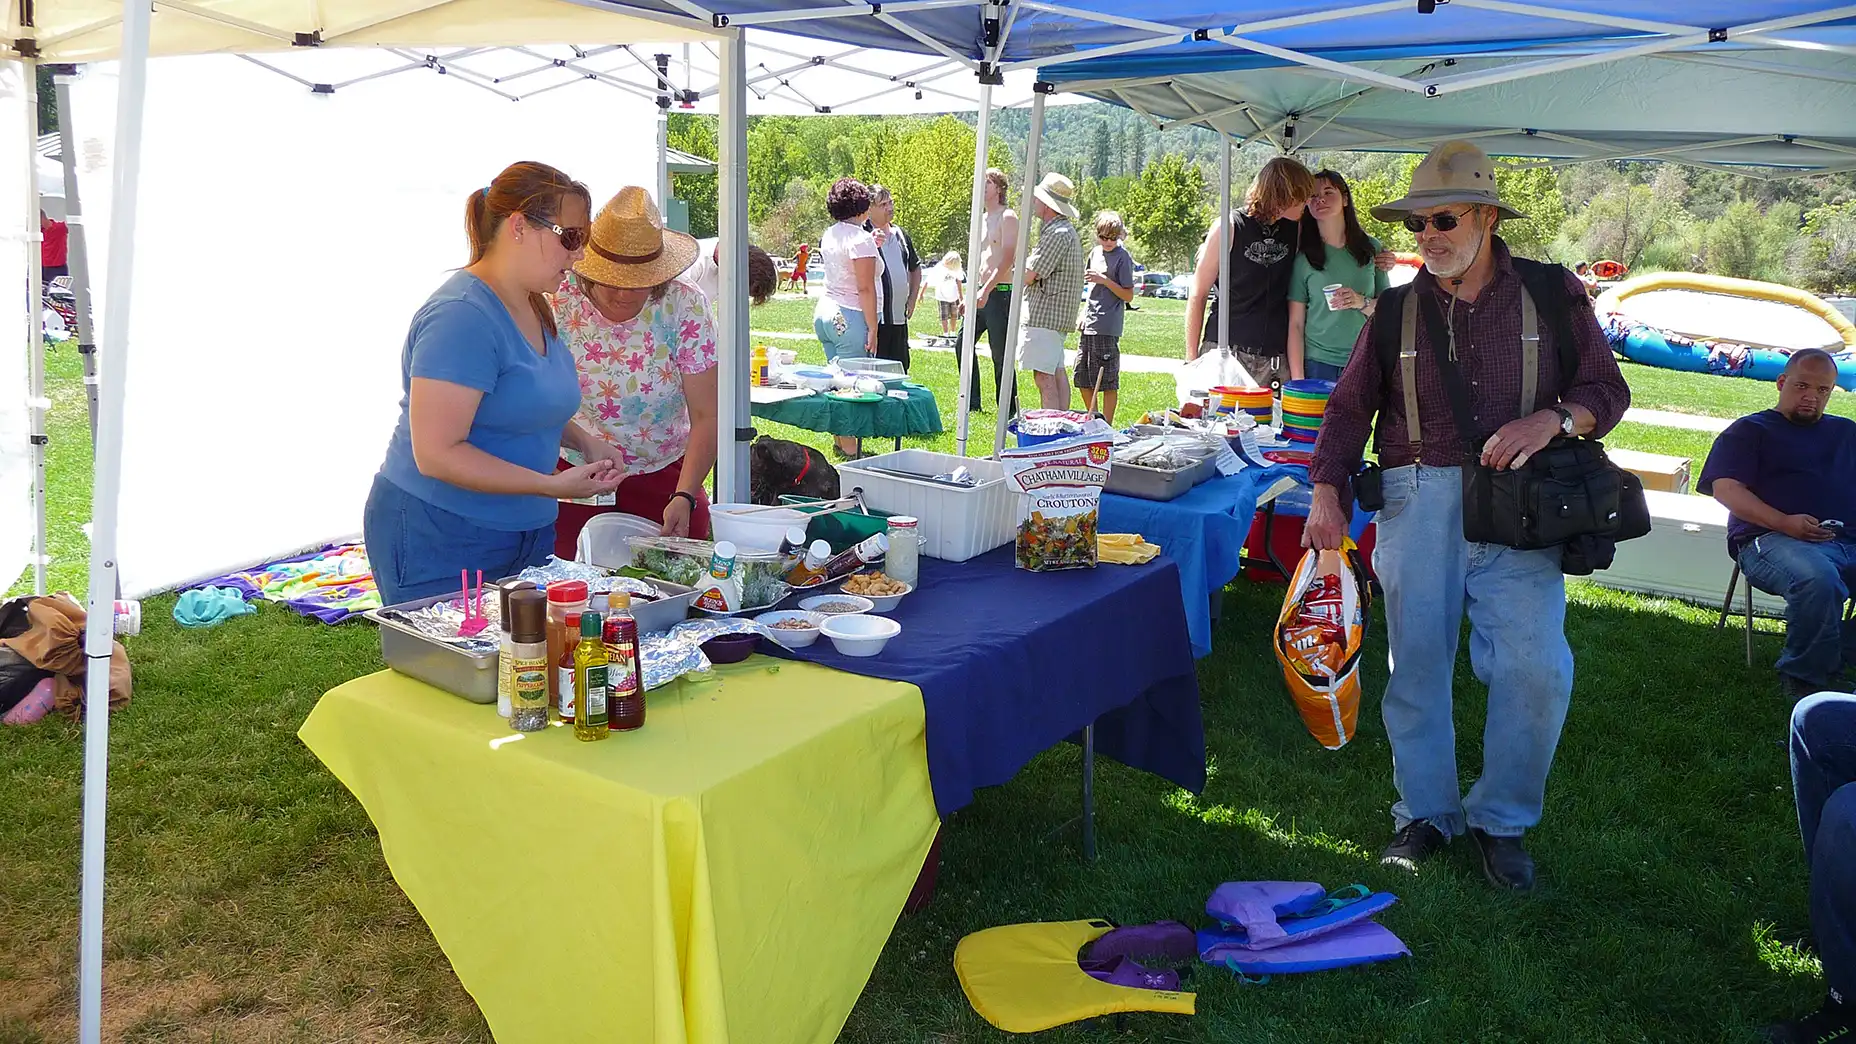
top-left (1369, 283), bottom-right (1414, 457)
top-left (1511, 257), bottom-right (1580, 399)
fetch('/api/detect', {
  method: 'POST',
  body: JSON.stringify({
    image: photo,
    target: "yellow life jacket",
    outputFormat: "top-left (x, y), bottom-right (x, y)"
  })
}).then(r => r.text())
top-left (954, 919), bottom-right (1197, 1033)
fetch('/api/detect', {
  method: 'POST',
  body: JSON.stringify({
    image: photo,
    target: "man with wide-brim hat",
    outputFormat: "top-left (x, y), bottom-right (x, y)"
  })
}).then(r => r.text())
top-left (1016, 172), bottom-right (1086, 408)
top-left (552, 185), bottom-right (722, 552)
top-left (1301, 140), bottom-right (1631, 893)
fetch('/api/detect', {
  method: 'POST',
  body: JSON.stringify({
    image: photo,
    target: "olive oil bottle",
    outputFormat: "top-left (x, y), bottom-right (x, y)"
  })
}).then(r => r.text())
top-left (573, 610), bottom-right (610, 740)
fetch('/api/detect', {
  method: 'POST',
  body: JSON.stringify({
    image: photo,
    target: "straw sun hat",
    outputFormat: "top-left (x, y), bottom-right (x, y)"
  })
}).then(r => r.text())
top-left (572, 186), bottom-right (700, 289)
top-left (1368, 140), bottom-right (1527, 223)
top-left (1032, 172), bottom-right (1080, 221)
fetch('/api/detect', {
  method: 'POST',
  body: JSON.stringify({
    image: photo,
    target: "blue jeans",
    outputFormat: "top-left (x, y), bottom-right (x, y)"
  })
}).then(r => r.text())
top-left (1372, 466), bottom-right (1575, 838)
top-left (1790, 693), bottom-right (1856, 1004)
top-left (1302, 359), bottom-right (1346, 382)
top-left (1738, 533), bottom-right (1856, 687)
top-left (814, 298), bottom-right (871, 364)
top-left (363, 474), bottom-right (555, 606)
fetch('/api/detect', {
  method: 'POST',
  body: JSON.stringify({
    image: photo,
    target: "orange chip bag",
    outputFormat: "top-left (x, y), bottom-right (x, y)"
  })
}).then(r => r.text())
top-left (1274, 540), bottom-right (1373, 750)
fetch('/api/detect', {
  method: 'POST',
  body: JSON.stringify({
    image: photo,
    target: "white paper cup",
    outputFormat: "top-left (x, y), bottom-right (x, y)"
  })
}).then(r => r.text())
top-left (1322, 284), bottom-right (1346, 311)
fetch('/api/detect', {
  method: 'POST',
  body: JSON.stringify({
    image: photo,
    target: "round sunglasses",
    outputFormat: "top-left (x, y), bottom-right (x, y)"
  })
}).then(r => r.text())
top-left (1402, 209), bottom-right (1472, 234)
top-left (527, 215), bottom-right (588, 252)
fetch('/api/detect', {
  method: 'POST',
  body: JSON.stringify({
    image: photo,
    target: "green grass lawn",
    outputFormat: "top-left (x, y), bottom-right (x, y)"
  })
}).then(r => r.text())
top-left (0, 334), bottom-right (1829, 1043)
top-left (750, 290), bottom-right (1195, 362)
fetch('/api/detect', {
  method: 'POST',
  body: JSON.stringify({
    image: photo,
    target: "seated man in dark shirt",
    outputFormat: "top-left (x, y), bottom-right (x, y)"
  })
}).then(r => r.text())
top-left (1699, 350), bottom-right (1856, 700)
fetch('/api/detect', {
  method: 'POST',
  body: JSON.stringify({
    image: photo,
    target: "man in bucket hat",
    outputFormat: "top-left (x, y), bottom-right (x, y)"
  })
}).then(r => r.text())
top-left (1302, 141), bottom-right (1631, 891)
top-left (1017, 173), bottom-right (1086, 409)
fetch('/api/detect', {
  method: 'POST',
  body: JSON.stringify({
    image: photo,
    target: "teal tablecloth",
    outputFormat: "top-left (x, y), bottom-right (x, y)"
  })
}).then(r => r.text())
top-left (751, 383), bottom-right (943, 440)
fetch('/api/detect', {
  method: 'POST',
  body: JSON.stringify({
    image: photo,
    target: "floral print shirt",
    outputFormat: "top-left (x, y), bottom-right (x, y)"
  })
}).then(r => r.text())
top-left (552, 276), bottom-right (718, 475)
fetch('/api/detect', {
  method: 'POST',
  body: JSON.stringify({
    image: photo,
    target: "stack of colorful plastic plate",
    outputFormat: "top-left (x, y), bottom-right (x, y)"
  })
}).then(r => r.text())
top-left (1279, 378), bottom-right (1334, 445)
top-left (1231, 386), bottom-right (1274, 423)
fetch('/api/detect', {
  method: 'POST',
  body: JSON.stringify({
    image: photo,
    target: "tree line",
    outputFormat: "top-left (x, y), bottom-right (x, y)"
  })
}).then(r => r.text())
top-left (671, 109), bottom-right (1856, 296)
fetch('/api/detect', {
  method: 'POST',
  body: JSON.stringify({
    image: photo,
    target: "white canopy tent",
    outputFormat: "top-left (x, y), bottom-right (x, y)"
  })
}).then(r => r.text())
top-left (12, 0), bottom-right (1856, 1039)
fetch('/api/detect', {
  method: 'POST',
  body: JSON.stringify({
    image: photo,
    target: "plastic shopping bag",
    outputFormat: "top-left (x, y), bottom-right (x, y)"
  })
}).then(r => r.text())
top-left (1175, 347), bottom-right (1260, 408)
top-left (1274, 540), bottom-right (1372, 750)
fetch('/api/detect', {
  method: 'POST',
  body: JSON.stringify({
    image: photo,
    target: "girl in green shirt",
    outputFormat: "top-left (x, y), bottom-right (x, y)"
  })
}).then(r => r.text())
top-left (1288, 170), bottom-right (1395, 382)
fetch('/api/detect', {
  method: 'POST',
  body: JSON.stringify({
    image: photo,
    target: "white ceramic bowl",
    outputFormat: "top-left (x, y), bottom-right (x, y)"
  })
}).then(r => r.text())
top-left (799, 594), bottom-right (875, 616)
top-left (756, 610), bottom-right (825, 649)
top-left (821, 614), bottom-right (901, 657)
top-left (835, 574), bottom-right (913, 613)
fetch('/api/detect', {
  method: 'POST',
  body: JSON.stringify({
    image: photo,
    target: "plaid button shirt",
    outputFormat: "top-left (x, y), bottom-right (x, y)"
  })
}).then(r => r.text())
top-left (1309, 238), bottom-right (1631, 488)
top-left (1022, 217), bottom-right (1085, 334)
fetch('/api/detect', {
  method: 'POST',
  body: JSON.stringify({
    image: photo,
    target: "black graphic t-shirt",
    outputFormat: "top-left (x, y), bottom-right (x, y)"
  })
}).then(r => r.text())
top-left (1201, 211), bottom-right (1300, 357)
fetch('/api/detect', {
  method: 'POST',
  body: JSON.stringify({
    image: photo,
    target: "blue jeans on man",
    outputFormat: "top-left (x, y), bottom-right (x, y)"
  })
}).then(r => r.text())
top-left (1372, 465), bottom-right (1576, 838)
top-left (1738, 533), bottom-right (1856, 689)
top-left (1788, 693), bottom-right (1855, 1015)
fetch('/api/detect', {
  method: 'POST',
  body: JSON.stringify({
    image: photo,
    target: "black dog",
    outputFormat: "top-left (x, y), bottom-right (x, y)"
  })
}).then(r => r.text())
top-left (749, 436), bottom-right (840, 506)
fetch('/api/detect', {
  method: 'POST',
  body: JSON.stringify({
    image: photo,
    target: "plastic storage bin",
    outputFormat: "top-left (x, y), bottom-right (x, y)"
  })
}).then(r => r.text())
top-left (836, 450), bottom-right (1015, 563)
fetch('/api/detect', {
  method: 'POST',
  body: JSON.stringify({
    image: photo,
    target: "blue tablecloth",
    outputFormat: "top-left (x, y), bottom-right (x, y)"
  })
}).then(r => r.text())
top-left (1100, 466), bottom-right (1301, 659)
top-left (764, 547), bottom-right (1205, 817)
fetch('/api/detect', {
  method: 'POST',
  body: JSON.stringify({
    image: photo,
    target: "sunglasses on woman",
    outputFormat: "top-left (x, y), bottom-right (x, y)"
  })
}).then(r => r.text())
top-left (1402, 209), bottom-right (1472, 233)
top-left (528, 216), bottom-right (588, 252)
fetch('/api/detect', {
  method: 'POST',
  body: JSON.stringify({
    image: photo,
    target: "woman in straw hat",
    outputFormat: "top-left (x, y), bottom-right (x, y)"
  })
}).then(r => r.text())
top-left (552, 186), bottom-right (720, 553)
top-left (365, 161), bottom-right (620, 606)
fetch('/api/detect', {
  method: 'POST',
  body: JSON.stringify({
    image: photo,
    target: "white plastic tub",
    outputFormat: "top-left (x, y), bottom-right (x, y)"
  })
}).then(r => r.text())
top-left (836, 450), bottom-right (1015, 563)
top-left (575, 512), bottom-right (663, 567)
top-left (710, 503), bottom-right (810, 552)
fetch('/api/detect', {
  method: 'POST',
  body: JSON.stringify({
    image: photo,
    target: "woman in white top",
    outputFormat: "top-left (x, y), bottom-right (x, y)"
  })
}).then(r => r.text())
top-left (933, 250), bottom-right (965, 336)
top-left (814, 177), bottom-right (883, 365)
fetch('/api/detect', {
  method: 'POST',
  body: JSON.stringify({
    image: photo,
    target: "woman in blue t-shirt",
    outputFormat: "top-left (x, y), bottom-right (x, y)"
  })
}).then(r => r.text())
top-left (1287, 170), bottom-right (1395, 382)
top-left (366, 161), bottom-right (622, 604)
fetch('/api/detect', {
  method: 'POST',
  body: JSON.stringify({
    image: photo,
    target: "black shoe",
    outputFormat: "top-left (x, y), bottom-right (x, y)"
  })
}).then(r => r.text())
top-left (1379, 821), bottom-right (1448, 874)
top-left (1759, 998), bottom-right (1852, 1043)
top-left (1470, 829), bottom-right (1536, 892)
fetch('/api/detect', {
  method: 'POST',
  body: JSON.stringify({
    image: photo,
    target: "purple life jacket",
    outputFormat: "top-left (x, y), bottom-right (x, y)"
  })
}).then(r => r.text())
top-left (1197, 882), bottom-right (1409, 975)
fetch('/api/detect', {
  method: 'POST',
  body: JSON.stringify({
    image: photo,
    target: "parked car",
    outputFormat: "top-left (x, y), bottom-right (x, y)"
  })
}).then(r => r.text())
top-left (1154, 274), bottom-right (1193, 300)
top-left (1137, 271), bottom-right (1172, 297)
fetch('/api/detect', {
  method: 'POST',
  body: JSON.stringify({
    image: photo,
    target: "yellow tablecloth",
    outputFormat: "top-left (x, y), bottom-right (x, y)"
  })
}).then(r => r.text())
top-left (298, 657), bottom-right (937, 1044)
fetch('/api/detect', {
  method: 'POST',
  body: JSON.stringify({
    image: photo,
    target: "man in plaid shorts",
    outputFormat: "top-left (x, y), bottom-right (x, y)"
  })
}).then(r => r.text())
top-left (1077, 210), bottom-right (1135, 422)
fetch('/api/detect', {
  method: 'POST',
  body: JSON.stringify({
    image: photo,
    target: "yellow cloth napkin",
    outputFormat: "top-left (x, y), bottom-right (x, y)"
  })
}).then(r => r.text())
top-left (1098, 533), bottom-right (1161, 565)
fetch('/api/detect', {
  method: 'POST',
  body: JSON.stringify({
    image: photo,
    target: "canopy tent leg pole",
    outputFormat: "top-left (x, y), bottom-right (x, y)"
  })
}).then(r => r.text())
top-left (53, 68), bottom-right (102, 442)
top-left (992, 86), bottom-right (1045, 458)
top-left (654, 52), bottom-right (671, 216)
top-left (1217, 135), bottom-right (1230, 358)
top-left (714, 29), bottom-right (750, 503)
top-left (80, 0), bottom-right (154, 1038)
top-left (24, 57), bottom-right (46, 595)
top-left (953, 80), bottom-right (992, 457)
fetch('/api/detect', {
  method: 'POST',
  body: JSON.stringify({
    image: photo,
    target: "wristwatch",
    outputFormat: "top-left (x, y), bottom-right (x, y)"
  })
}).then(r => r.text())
top-left (1552, 406), bottom-right (1575, 436)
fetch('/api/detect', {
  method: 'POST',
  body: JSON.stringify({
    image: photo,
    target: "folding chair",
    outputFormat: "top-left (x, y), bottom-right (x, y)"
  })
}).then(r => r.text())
top-left (1716, 562), bottom-right (1757, 667)
top-left (1719, 561), bottom-right (1856, 668)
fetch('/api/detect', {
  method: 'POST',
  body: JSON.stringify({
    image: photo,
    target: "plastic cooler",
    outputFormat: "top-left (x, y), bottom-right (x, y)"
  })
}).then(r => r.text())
top-left (835, 450), bottom-right (1016, 562)
top-left (1244, 484), bottom-right (1379, 583)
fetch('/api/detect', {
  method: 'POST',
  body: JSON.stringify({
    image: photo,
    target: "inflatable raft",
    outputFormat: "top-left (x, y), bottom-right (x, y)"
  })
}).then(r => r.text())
top-left (1597, 272), bottom-right (1856, 391)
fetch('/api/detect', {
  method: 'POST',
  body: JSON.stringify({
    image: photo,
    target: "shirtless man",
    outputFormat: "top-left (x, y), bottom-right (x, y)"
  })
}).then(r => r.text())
top-left (965, 168), bottom-right (1020, 414)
